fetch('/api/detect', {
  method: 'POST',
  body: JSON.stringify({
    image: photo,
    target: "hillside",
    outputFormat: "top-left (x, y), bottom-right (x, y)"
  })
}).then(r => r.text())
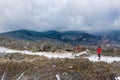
top-left (93, 30), bottom-right (120, 42)
top-left (1, 29), bottom-right (120, 51)
top-left (0, 29), bottom-right (102, 46)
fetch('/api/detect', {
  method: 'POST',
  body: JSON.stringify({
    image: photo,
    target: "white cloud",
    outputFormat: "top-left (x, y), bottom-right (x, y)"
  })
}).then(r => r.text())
top-left (0, 0), bottom-right (120, 32)
top-left (114, 19), bottom-right (120, 29)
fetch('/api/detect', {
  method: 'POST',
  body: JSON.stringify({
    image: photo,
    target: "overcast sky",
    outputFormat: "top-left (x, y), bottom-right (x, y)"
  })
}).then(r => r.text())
top-left (0, 0), bottom-right (120, 32)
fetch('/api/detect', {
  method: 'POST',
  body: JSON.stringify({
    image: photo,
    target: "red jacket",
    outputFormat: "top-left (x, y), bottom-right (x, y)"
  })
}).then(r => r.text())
top-left (97, 48), bottom-right (101, 54)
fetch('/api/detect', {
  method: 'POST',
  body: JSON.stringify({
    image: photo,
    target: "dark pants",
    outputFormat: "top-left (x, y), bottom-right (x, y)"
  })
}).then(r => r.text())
top-left (98, 54), bottom-right (100, 59)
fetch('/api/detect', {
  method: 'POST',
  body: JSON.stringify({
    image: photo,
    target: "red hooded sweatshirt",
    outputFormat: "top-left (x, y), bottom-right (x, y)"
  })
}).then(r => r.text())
top-left (97, 48), bottom-right (101, 54)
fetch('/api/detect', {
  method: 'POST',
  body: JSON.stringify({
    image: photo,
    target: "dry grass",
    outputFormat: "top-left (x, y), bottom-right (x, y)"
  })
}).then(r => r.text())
top-left (0, 56), bottom-right (119, 80)
top-left (1, 53), bottom-right (47, 61)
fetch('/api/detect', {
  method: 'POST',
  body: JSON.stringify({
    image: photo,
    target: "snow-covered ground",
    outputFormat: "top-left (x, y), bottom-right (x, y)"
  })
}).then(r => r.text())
top-left (0, 47), bottom-right (87, 59)
top-left (0, 47), bottom-right (120, 63)
top-left (115, 76), bottom-right (120, 80)
top-left (85, 55), bottom-right (120, 63)
top-left (56, 74), bottom-right (61, 80)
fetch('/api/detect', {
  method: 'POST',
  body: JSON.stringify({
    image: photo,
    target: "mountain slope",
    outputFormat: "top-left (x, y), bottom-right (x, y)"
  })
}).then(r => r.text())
top-left (43, 30), bottom-right (62, 40)
top-left (0, 29), bottom-right (102, 45)
top-left (62, 31), bottom-right (101, 45)
top-left (93, 30), bottom-right (120, 42)
top-left (0, 29), bottom-right (46, 41)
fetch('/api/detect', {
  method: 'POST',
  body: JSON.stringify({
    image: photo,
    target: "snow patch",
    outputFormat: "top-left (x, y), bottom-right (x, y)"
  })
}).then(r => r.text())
top-left (1, 72), bottom-right (5, 80)
top-left (56, 74), bottom-right (61, 80)
top-left (0, 47), bottom-right (84, 59)
top-left (85, 55), bottom-right (120, 63)
top-left (115, 76), bottom-right (120, 80)
top-left (16, 72), bottom-right (25, 80)
top-left (74, 51), bottom-right (87, 57)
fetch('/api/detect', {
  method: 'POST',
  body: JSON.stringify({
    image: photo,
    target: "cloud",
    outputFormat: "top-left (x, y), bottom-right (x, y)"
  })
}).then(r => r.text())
top-left (114, 19), bottom-right (120, 29)
top-left (0, 0), bottom-right (120, 32)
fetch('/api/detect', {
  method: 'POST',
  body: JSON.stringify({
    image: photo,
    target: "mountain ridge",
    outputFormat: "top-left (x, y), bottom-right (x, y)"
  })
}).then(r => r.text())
top-left (0, 29), bottom-right (101, 45)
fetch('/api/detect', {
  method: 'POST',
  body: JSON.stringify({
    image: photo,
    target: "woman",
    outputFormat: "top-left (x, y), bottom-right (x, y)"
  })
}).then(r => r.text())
top-left (97, 46), bottom-right (101, 60)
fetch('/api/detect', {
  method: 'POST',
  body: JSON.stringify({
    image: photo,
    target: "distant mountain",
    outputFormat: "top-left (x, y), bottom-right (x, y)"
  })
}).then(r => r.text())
top-left (0, 29), bottom-right (46, 41)
top-left (105, 31), bottom-right (120, 42)
top-left (0, 29), bottom-right (102, 45)
top-left (91, 30), bottom-right (120, 49)
top-left (93, 30), bottom-right (120, 42)
top-left (61, 31), bottom-right (101, 45)
top-left (43, 30), bottom-right (62, 40)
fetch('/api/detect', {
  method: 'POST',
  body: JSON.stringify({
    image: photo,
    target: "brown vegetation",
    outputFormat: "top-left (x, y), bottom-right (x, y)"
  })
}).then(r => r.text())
top-left (74, 45), bottom-right (86, 53)
top-left (0, 56), bottom-right (119, 80)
